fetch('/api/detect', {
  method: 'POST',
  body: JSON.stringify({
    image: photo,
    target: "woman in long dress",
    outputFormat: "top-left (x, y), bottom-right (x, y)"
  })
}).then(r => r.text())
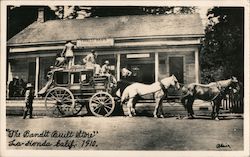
top-left (62, 40), bottom-right (75, 68)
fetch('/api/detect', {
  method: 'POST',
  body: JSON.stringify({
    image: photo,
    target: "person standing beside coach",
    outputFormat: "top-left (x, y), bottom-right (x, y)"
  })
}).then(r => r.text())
top-left (23, 83), bottom-right (34, 119)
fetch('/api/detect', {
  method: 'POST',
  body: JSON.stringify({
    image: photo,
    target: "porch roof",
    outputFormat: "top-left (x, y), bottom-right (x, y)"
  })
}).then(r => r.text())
top-left (8, 13), bottom-right (204, 46)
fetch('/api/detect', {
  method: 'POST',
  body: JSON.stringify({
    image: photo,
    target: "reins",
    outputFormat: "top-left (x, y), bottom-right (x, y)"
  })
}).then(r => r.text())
top-left (210, 81), bottom-right (223, 101)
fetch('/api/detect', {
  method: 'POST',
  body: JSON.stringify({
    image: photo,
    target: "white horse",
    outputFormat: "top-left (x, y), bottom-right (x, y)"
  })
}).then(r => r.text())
top-left (121, 75), bottom-right (180, 118)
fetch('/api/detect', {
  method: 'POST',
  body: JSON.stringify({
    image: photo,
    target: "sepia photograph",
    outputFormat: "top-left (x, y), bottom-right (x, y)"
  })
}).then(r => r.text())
top-left (0, 1), bottom-right (249, 157)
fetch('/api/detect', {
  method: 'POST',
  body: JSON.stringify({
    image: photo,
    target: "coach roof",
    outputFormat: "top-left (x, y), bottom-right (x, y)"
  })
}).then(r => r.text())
top-left (8, 13), bottom-right (204, 45)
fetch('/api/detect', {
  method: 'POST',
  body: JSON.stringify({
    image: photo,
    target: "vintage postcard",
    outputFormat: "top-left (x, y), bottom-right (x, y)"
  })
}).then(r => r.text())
top-left (0, 0), bottom-right (249, 157)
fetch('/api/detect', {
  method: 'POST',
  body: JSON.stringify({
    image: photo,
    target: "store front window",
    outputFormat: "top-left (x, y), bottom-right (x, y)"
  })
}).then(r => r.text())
top-left (121, 53), bottom-right (155, 84)
top-left (96, 54), bottom-right (117, 76)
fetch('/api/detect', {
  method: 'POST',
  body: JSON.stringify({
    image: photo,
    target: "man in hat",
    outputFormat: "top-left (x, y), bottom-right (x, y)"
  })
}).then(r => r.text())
top-left (101, 60), bottom-right (110, 75)
top-left (23, 83), bottom-right (34, 119)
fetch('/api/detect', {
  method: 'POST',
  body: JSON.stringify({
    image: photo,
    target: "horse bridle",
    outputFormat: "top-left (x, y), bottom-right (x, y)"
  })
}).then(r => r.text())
top-left (213, 80), bottom-right (239, 100)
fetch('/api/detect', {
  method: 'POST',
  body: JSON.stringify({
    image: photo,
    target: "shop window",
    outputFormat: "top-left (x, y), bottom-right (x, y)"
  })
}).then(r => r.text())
top-left (121, 53), bottom-right (155, 84)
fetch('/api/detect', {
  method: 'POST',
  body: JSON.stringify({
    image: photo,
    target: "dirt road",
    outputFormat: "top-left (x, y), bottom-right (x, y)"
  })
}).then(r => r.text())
top-left (5, 115), bottom-right (243, 151)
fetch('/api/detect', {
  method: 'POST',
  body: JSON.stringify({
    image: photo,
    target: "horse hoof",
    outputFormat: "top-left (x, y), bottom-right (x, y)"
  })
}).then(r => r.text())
top-left (154, 115), bottom-right (158, 118)
top-left (215, 117), bottom-right (220, 121)
top-left (160, 115), bottom-right (164, 118)
top-left (188, 115), bottom-right (194, 119)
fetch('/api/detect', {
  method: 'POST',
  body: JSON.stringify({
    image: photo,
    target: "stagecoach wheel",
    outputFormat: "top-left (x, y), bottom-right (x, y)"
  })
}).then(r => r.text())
top-left (45, 87), bottom-right (75, 117)
top-left (89, 91), bottom-right (115, 117)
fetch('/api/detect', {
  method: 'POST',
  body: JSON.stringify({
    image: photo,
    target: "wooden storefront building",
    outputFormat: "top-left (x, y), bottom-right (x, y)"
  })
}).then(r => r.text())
top-left (7, 8), bottom-right (204, 97)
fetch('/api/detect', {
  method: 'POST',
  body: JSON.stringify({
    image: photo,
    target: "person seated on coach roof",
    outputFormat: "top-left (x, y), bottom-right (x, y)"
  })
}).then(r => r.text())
top-left (101, 60), bottom-right (110, 75)
top-left (54, 50), bottom-right (66, 68)
top-left (82, 50), bottom-right (97, 69)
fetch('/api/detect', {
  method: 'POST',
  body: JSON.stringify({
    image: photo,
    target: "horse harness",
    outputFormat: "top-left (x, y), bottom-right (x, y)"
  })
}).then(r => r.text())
top-left (123, 81), bottom-right (168, 101)
top-left (159, 81), bottom-right (168, 94)
top-left (211, 82), bottom-right (227, 101)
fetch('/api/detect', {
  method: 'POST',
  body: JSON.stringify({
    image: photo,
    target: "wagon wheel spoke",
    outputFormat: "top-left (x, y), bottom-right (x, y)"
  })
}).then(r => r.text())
top-left (104, 107), bottom-right (110, 114)
top-left (48, 92), bottom-right (60, 102)
top-left (61, 90), bottom-right (67, 99)
top-left (104, 96), bottom-right (111, 103)
top-left (93, 95), bottom-right (102, 103)
top-left (63, 95), bottom-right (72, 101)
top-left (104, 103), bottom-right (113, 109)
top-left (91, 99), bottom-right (101, 105)
top-left (63, 100), bottom-right (73, 103)
top-left (93, 106), bottom-right (102, 113)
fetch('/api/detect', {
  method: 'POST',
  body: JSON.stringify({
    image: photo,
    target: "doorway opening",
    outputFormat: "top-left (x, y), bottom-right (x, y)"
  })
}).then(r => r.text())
top-left (169, 56), bottom-right (184, 83)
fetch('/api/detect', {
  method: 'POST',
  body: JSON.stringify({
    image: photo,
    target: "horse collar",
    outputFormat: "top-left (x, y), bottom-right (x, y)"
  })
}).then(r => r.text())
top-left (159, 81), bottom-right (167, 92)
top-left (216, 82), bottom-right (222, 90)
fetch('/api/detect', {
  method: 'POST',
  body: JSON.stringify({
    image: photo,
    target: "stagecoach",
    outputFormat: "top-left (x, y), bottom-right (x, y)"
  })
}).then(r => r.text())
top-left (43, 66), bottom-right (118, 117)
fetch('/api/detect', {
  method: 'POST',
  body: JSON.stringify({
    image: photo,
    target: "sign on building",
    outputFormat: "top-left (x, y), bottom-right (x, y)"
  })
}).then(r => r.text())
top-left (76, 38), bottom-right (114, 48)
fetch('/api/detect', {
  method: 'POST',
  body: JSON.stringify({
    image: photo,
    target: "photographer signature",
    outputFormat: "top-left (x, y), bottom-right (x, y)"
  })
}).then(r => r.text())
top-left (216, 143), bottom-right (231, 149)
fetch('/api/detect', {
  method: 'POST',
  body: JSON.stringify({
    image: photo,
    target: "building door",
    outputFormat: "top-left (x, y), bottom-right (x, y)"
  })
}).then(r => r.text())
top-left (28, 62), bottom-right (36, 85)
top-left (169, 56), bottom-right (184, 83)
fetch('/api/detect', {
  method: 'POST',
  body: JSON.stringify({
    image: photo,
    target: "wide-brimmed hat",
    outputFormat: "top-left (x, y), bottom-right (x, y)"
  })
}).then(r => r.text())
top-left (26, 83), bottom-right (33, 88)
top-left (104, 60), bottom-right (109, 64)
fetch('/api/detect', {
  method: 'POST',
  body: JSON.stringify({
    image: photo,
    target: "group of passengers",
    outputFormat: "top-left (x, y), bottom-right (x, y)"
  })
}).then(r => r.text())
top-left (38, 40), bottom-right (132, 95)
top-left (54, 40), bottom-right (111, 76)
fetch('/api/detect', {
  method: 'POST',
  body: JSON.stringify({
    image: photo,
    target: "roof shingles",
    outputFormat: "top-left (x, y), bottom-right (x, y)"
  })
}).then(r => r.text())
top-left (8, 13), bottom-right (204, 45)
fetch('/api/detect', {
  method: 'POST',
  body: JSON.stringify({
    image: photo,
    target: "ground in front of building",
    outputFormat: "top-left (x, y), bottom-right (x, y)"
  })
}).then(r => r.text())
top-left (5, 115), bottom-right (243, 151)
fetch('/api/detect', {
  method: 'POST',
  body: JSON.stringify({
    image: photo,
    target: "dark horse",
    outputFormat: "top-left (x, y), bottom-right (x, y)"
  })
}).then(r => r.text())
top-left (181, 77), bottom-right (240, 120)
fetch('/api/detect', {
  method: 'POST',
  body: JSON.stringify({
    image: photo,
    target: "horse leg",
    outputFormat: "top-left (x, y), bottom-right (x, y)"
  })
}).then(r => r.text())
top-left (127, 99), bottom-right (133, 117)
top-left (154, 97), bottom-right (160, 118)
top-left (186, 96), bottom-right (195, 118)
top-left (181, 96), bottom-right (187, 108)
top-left (158, 92), bottom-right (166, 118)
top-left (211, 101), bottom-right (215, 119)
top-left (214, 99), bottom-right (221, 121)
top-left (159, 98), bottom-right (164, 118)
top-left (131, 97), bottom-right (138, 116)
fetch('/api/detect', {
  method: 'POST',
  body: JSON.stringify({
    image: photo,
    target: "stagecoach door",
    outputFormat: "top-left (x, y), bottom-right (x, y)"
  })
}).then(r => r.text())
top-left (169, 56), bottom-right (184, 83)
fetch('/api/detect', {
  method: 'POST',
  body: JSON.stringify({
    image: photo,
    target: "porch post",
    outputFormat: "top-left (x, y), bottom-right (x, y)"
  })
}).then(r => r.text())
top-left (8, 61), bottom-right (13, 84)
top-left (35, 57), bottom-right (40, 97)
top-left (117, 53), bottom-right (120, 81)
top-left (7, 61), bottom-right (12, 99)
top-left (195, 49), bottom-right (199, 83)
top-left (155, 52), bottom-right (159, 82)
